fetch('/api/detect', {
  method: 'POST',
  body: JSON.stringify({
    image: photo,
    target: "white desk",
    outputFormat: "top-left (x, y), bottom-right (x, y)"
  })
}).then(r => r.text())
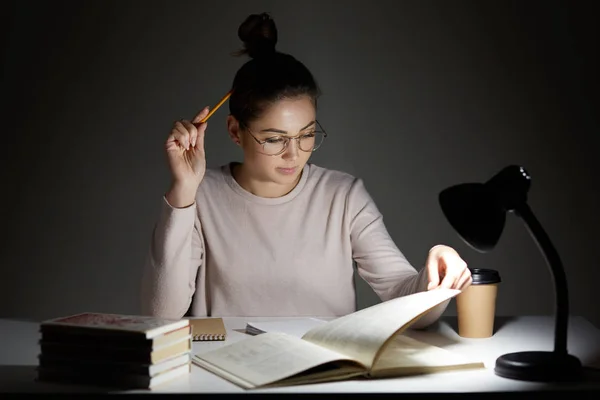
top-left (1, 316), bottom-right (599, 394)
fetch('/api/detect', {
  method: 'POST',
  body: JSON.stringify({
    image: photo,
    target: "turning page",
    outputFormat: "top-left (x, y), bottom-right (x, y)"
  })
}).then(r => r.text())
top-left (193, 332), bottom-right (365, 389)
top-left (301, 288), bottom-right (460, 368)
top-left (370, 334), bottom-right (485, 377)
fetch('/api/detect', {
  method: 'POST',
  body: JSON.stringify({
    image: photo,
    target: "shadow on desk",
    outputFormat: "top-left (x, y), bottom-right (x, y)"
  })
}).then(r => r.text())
top-left (400, 316), bottom-right (514, 349)
top-left (2, 365), bottom-right (599, 395)
top-left (442, 316), bottom-right (512, 336)
top-left (0, 365), bottom-right (112, 393)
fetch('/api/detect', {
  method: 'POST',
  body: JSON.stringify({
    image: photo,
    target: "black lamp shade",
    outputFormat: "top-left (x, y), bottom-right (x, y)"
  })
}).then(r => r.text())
top-left (439, 183), bottom-right (505, 253)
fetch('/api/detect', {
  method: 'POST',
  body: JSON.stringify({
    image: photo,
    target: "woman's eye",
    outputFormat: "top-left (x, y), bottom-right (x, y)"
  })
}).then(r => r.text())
top-left (265, 137), bottom-right (285, 144)
top-left (301, 132), bottom-right (316, 138)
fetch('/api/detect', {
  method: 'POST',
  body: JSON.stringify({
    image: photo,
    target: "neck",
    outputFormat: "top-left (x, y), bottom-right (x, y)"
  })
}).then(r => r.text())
top-left (233, 163), bottom-right (302, 198)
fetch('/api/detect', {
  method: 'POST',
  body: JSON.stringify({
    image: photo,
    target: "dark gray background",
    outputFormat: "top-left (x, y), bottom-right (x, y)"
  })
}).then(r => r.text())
top-left (2, 0), bottom-right (598, 327)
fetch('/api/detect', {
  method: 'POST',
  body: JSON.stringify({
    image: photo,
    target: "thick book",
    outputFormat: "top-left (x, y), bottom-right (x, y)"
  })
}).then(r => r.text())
top-left (40, 324), bottom-right (192, 350)
top-left (192, 289), bottom-right (485, 389)
top-left (38, 353), bottom-right (191, 377)
top-left (36, 362), bottom-right (191, 390)
top-left (38, 312), bottom-right (192, 364)
top-left (40, 312), bottom-right (190, 339)
top-left (39, 335), bottom-right (192, 364)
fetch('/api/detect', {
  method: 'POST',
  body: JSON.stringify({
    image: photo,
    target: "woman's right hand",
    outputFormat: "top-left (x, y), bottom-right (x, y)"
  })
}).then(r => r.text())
top-left (166, 106), bottom-right (210, 188)
top-left (164, 107), bottom-right (210, 207)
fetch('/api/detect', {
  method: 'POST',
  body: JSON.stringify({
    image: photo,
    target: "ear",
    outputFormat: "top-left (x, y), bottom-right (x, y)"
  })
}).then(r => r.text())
top-left (226, 115), bottom-right (242, 145)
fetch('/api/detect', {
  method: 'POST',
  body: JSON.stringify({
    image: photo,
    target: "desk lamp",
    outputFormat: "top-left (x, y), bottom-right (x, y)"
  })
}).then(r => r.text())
top-left (438, 165), bottom-right (582, 382)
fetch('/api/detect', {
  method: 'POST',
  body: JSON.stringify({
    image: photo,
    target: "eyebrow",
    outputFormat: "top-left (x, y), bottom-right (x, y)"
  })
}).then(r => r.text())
top-left (259, 121), bottom-right (316, 134)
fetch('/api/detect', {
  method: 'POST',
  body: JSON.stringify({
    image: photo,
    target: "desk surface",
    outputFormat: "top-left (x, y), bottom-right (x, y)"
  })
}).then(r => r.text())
top-left (1, 315), bottom-right (599, 393)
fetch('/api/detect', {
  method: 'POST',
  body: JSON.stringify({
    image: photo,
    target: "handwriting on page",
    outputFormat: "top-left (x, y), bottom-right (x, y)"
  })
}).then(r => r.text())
top-left (196, 332), bottom-right (356, 387)
top-left (301, 289), bottom-right (458, 368)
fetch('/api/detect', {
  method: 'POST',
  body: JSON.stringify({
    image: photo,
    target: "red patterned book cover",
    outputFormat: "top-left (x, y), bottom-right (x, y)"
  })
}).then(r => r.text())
top-left (41, 312), bottom-right (189, 339)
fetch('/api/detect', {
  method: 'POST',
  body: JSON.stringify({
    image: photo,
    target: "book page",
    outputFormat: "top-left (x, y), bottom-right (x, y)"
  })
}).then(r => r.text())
top-left (193, 332), bottom-right (366, 389)
top-left (301, 289), bottom-right (459, 368)
top-left (370, 334), bottom-right (485, 377)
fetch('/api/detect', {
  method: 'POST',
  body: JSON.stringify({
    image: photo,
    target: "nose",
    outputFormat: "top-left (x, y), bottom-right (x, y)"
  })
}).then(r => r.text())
top-left (281, 138), bottom-right (299, 161)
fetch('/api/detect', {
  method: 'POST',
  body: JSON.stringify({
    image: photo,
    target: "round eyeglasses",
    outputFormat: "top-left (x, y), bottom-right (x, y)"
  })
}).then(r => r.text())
top-left (243, 120), bottom-right (328, 156)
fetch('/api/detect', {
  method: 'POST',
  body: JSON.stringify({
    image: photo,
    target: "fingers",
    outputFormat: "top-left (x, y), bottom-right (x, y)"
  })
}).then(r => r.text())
top-left (439, 268), bottom-right (461, 289)
top-left (440, 255), bottom-right (468, 289)
top-left (194, 120), bottom-right (207, 151)
top-left (181, 120), bottom-right (207, 151)
top-left (192, 106), bottom-right (210, 125)
top-left (166, 106), bottom-right (210, 150)
top-left (166, 122), bottom-right (188, 150)
top-left (180, 120), bottom-right (197, 149)
top-left (457, 268), bottom-right (473, 290)
top-left (426, 245), bottom-right (471, 291)
top-left (167, 121), bottom-right (192, 150)
top-left (425, 255), bottom-right (440, 291)
top-left (168, 120), bottom-right (200, 150)
top-left (190, 107), bottom-right (210, 148)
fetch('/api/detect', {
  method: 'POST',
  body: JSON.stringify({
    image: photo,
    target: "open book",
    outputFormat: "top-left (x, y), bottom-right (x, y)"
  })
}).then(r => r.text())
top-left (192, 288), bottom-right (485, 389)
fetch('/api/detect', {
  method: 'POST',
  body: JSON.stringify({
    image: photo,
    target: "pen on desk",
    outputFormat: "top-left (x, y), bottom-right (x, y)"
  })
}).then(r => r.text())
top-left (195, 90), bottom-right (232, 126)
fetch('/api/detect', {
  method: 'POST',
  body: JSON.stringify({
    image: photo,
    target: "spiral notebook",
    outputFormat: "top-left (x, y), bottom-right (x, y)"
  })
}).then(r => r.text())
top-left (189, 318), bottom-right (227, 341)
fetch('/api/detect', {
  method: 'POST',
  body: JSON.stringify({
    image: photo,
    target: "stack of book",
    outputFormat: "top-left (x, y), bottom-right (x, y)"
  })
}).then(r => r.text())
top-left (36, 312), bottom-right (192, 390)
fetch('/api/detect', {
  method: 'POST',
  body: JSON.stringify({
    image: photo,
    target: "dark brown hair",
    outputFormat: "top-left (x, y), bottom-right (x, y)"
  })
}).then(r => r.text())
top-left (229, 12), bottom-right (321, 128)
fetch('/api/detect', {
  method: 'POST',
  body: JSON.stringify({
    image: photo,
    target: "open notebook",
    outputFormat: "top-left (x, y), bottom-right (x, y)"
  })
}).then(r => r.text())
top-left (188, 318), bottom-right (227, 341)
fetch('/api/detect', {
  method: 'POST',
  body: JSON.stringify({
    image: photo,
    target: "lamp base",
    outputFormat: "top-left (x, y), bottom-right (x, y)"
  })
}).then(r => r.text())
top-left (494, 351), bottom-right (583, 382)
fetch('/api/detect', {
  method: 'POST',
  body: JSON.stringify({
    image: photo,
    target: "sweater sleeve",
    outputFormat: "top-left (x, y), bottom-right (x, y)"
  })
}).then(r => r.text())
top-left (347, 178), bottom-right (448, 328)
top-left (140, 196), bottom-right (205, 319)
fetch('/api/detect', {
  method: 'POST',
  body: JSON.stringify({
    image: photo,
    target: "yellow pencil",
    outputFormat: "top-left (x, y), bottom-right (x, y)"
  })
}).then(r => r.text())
top-left (197, 90), bottom-right (232, 125)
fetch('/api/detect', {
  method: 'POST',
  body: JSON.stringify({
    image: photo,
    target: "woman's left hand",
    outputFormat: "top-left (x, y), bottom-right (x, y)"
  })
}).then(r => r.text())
top-left (425, 245), bottom-right (472, 291)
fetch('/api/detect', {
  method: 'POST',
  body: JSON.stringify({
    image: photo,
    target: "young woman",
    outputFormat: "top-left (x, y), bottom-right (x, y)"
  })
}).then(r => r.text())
top-left (141, 13), bottom-right (472, 327)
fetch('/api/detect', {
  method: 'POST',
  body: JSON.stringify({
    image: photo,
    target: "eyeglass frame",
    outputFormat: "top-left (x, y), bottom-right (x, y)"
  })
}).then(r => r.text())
top-left (240, 120), bottom-right (328, 156)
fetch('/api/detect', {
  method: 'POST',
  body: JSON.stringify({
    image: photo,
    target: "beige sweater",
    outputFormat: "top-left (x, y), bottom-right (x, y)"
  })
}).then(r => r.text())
top-left (141, 163), bottom-right (447, 326)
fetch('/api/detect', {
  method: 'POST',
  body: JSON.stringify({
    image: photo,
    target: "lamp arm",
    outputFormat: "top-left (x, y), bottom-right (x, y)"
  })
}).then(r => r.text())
top-left (515, 203), bottom-right (569, 355)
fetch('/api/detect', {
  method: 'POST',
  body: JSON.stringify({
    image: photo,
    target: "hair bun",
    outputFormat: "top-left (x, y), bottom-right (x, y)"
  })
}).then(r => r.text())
top-left (237, 12), bottom-right (278, 59)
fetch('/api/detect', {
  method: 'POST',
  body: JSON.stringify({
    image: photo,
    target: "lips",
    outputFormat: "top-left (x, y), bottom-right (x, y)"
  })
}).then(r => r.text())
top-left (276, 166), bottom-right (298, 175)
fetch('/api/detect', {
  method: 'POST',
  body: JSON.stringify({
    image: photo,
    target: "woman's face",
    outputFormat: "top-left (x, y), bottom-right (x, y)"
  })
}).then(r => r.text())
top-left (232, 95), bottom-right (316, 187)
